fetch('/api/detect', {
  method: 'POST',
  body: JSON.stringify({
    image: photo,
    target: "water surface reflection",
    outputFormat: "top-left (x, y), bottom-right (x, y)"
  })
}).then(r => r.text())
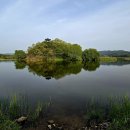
top-left (15, 61), bottom-right (100, 80)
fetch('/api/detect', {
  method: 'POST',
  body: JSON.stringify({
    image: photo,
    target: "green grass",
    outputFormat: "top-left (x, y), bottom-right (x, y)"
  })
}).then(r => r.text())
top-left (1, 95), bottom-right (130, 129)
top-left (0, 58), bottom-right (16, 61)
top-left (117, 57), bottom-right (130, 61)
top-left (100, 56), bottom-right (130, 63)
top-left (85, 96), bottom-right (130, 130)
top-left (0, 95), bottom-right (46, 130)
top-left (108, 96), bottom-right (130, 130)
top-left (0, 107), bottom-right (21, 130)
top-left (100, 56), bottom-right (118, 63)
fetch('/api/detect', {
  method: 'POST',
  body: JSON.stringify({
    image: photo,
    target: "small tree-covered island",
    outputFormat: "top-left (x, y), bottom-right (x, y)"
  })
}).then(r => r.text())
top-left (15, 38), bottom-right (100, 63)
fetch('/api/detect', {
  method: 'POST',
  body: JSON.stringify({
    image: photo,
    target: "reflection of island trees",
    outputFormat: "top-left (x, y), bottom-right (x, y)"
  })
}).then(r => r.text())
top-left (15, 61), bottom-right (26, 69)
top-left (14, 61), bottom-right (101, 79)
top-left (83, 62), bottom-right (100, 71)
top-left (27, 61), bottom-right (83, 80)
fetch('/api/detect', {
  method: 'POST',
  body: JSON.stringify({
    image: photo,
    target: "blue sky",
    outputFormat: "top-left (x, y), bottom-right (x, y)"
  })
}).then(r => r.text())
top-left (0, 0), bottom-right (130, 53)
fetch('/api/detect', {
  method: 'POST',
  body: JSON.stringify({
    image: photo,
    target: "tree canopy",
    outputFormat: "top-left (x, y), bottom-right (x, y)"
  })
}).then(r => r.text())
top-left (82, 49), bottom-right (100, 62)
top-left (13, 38), bottom-right (101, 63)
top-left (15, 50), bottom-right (26, 61)
top-left (27, 38), bottom-right (82, 61)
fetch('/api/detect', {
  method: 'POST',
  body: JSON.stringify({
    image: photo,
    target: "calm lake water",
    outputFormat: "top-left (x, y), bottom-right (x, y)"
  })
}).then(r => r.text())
top-left (0, 61), bottom-right (130, 117)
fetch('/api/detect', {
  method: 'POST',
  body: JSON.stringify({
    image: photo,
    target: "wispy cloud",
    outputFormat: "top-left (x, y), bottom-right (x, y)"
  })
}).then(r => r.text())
top-left (0, 0), bottom-right (130, 53)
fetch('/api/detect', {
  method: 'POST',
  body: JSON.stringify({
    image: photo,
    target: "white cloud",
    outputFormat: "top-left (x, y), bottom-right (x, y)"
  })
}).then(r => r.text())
top-left (0, 0), bottom-right (130, 52)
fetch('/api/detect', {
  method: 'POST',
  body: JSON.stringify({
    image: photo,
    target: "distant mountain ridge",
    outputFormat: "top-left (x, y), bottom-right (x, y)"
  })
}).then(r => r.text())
top-left (99, 50), bottom-right (130, 57)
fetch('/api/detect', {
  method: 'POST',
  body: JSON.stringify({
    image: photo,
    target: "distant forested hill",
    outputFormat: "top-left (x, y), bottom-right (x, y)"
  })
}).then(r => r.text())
top-left (99, 50), bottom-right (130, 57)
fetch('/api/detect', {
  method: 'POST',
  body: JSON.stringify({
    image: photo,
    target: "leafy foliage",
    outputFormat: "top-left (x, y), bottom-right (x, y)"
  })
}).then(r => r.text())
top-left (82, 49), bottom-right (100, 62)
top-left (27, 38), bottom-right (82, 61)
top-left (15, 50), bottom-right (26, 61)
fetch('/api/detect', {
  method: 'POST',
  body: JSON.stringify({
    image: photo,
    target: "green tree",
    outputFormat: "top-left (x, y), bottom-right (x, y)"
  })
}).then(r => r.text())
top-left (82, 49), bottom-right (100, 62)
top-left (15, 50), bottom-right (26, 61)
top-left (27, 38), bottom-right (82, 61)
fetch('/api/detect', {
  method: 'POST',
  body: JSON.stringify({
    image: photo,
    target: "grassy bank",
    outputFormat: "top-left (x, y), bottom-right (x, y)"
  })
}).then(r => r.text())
top-left (0, 58), bottom-right (16, 61)
top-left (118, 57), bottom-right (130, 61)
top-left (0, 96), bottom-right (130, 130)
top-left (0, 54), bottom-right (15, 61)
top-left (0, 95), bottom-right (46, 130)
top-left (85, 96), bottom-right (130, 130)
top-left (100, 56), bottom-right (130, 63)
top-left (100, 57), bottom-right (118, 63)
top-left (125, 57), bottom-right (130, 61)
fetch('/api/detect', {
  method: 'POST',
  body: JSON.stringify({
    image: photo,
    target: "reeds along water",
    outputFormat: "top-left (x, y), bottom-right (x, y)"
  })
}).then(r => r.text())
top-left (0, 95), bottom-right (130, 130)
top-left (0, 94), bottom-right (50, 130)
top-left (84, 96), bottom-right (130, 130)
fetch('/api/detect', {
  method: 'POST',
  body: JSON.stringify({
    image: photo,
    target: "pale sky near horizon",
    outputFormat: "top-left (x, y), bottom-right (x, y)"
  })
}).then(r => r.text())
top-left (0, 0), bottom-right (130, 53)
